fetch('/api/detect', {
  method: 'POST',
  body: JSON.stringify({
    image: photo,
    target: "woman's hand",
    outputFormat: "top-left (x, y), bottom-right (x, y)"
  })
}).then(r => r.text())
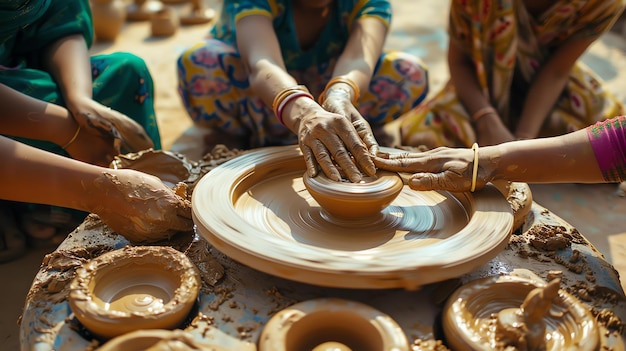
top-left (321, 88), bottom-right (380, 155)
top-left (89, 169), bottom-right (193, 243)
top-left (297, 103), bottom-right (376, 183)
top-left (373, 147), bottom-right (493, 192)
top-left (64, 97), bottom-right (154, 166)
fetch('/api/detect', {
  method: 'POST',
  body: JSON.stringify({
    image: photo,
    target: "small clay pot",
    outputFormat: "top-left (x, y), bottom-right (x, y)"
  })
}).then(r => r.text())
top-left (258, 298), bottom-right (409, 351)
top-left (91, 0), bottom-right (127, 42)
top-left (68, 246), bottom-right (200, 340)
top-left (303, 170), bottom-right (403, 219)
top-left (151, 7), bottom-right (179, 37)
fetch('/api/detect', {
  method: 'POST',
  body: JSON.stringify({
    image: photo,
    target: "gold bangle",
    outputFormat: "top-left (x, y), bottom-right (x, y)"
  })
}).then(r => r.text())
top-left (470, 142), bottom-right (479, 192)
top-left (471, 106), bottom-right (496, 123)
top-left (62, 125), bottom-right (81, 149)
top-left (318, 76), bottom-right (360, 105)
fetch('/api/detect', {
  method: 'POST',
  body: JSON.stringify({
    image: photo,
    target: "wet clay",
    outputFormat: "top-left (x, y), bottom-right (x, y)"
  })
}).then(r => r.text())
top-left (258, 298), bottom-right (409, 351)
top-left (97, 329), bottom-right (231, 351)
top-left (303, 170), bottom-right (403, 219)
top-left (68, 246), bottom-right (201, 340)
top-left (442, 273), bottom-right (599, 351)
top-left (495, 278), bottom-right (561, 350)
top-left (192, 145), bottom-right (514, 290)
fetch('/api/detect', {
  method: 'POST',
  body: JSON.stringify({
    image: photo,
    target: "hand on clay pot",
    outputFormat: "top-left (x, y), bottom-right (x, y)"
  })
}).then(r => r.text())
top-left (88, 168), bottom-right (193, 243)
top-left (65, 98), bottom-right (154, 166)
top-left (373, 147), bottom-right (493, 192)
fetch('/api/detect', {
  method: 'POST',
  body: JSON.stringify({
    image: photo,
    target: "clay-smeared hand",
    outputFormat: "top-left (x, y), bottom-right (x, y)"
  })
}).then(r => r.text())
top-left (373, 147), bottom-right (491, 192)
top-left (475, 113), bottom-right (515, 146)
top-left (298, 107), bottom-right (376, 183)
top-left (89, 169), bottom-right (193, 243)
top-left (64, 98), bottom-right (154, 166)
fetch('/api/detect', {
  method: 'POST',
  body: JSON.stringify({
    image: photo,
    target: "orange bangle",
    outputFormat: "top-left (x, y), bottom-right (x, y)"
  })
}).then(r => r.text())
top-left (318, 76), bottom-right (360, 105)
top-left (471, 106), bottom-right (497, 123)
top-left (272, 85), bottom-right (310, 113)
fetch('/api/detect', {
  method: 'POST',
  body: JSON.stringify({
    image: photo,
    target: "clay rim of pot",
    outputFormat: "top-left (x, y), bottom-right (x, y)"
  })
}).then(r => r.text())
top-left (68, 245), bottom-right (201, 340)
top-left (258, 297), bottom-right (409, 351)
top-left (442, 274), bottom-right (599, 351)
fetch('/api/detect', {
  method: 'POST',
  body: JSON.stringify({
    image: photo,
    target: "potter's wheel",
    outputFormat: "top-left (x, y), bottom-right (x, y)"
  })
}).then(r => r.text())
top-left (192, 145), bottom-right (513, 289)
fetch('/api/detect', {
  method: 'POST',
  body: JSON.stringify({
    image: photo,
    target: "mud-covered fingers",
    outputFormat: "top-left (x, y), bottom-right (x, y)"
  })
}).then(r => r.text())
top-left (309, 139), bottom-right (342, 181)
top-left (372, 154), bottom-right (430, 173)
top-left (301, 145), bottom-right (320, 178)
top-left (351, 119), bottom-right (379, 161)
top-left (406, 172), bottom-right (471, 192)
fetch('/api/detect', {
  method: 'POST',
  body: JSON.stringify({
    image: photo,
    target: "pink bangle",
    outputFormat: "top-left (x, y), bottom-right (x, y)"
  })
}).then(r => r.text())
top-left (276, 91), bottom-right (314, 125)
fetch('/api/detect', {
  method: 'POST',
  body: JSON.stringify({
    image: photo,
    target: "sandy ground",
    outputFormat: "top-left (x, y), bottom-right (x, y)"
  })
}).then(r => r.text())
top-left (1, 1), bottom-right (626, 350)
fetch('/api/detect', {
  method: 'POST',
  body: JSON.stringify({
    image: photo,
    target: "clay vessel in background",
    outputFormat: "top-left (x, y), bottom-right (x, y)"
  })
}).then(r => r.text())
top-left (127, 0), bottom-right (164, 21)
top-left (91, 0), bottom-right (127, 42)
top-left (180, 0), bottom-right (216, 25)
top-left (151, 7), bottom-right (179, 37)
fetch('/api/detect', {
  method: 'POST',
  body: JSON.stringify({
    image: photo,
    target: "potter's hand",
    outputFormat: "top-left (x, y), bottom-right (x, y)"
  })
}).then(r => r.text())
top-left (321, 89), bottom-right (380, 155)
top-left (67, 97), bottom-right (154, 153)
top-left (90, 169), bottom-right (193, 243)
top-left (373, 147), bottom-right (490, 192)
top-left (298, 106), bottom-right (376, 183)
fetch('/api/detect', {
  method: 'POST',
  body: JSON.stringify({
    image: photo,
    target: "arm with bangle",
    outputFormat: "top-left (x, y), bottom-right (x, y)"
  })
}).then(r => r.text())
top-left (236, 15), bottom-right (376, 183)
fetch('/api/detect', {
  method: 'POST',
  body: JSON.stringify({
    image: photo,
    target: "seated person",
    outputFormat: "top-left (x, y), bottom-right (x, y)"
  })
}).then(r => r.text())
top-left (1, 0), bottom-right (161, 257)
top-left (386, 0), bottom-right (625, 149)
top-left (177, 0), bottom-right (429, 183)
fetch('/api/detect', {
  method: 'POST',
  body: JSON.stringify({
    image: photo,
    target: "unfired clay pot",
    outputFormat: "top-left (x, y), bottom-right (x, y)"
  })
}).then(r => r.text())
top-left (258, 298), bottom-right (409, 351)
top-left (442, 273), bottom-right (599, 351)
top-left (303, 170), bottom-right (403, 219)
top-left (126, 0), bottom-right (164, 21)
top-left (151, 7), bottom-right (179, 37)
top-left (91, 0), bottom-right (126, 42)
top-left (68, 246), bottom-right (200, 340)
top-left (97, 329), bottom-right (230, 351)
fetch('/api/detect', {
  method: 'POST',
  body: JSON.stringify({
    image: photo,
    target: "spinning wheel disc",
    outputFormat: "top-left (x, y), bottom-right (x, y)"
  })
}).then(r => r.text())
top-left (192, 146), bottom-right (513, 289)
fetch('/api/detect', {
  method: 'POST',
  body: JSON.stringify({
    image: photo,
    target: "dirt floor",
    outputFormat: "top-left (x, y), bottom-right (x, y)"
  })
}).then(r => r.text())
top-left (2, 1), bottom-right (626, 350)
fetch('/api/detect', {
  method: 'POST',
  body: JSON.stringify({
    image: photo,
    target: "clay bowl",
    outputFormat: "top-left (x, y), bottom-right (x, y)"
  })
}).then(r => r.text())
top-left (302, 170), bottom-right (404, 219)
top-left (68, 246), bottom-right (201, 340)
top-left (258, 298), bottom-right (409, 351)
top-left (442, 274), bottom-right (599, 351)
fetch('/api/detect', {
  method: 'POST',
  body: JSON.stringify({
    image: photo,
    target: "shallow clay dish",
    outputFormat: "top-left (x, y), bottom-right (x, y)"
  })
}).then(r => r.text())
top-left (258, 298), bottom-right (409, 351)
top-left (303, 170), bottom-right (403, 219)
top-left (68, 246), bottom-right (200, 340)
top-left (192, 145), bottom-right (513, 290)
top-left (442, 274), bottom-right (599, 351)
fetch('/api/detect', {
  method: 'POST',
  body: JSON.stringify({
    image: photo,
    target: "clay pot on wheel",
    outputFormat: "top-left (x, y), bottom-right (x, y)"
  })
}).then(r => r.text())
top-left (91, 0), bottom-right (126, 42)
top-left (68, 246), bottom-right (201, 340)
top-left (303, 170), bottom-right (403, 219)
